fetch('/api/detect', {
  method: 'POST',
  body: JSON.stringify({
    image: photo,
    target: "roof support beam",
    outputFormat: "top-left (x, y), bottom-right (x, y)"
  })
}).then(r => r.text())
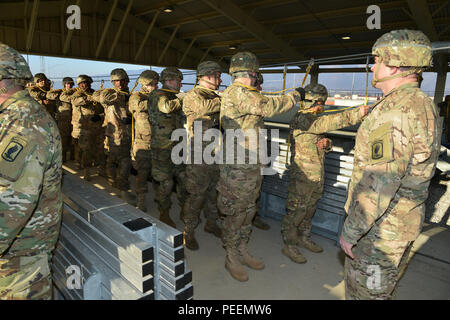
top-left (26, 0), bottom-right (39, 52)
top-left (157, 25), bottom-right (180, 65)
top-left (407, 0), bottom-right (439, 41)
top-left (108, 0), bottom-right (133, 59)
top-left (95, 0), bottom-right (118, 58)
top-left (202, 0), bottom-right (304, 60)
top-left (178, 37), bottom-right (196, 65)
top-left (134, 9), bottom-right (160, 62)
top-left (199, 48), bottom-right (211, 63)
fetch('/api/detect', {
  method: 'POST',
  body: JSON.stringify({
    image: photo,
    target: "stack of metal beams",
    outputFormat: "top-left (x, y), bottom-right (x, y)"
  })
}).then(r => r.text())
top-left (259, 129), bottom-right (355, 244)
top-left (52, 172), bottom-right (193, 300)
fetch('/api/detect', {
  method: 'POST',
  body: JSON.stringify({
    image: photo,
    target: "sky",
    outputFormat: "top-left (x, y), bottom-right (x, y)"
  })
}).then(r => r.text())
top-left (26, 54), bottom-right (449, 99)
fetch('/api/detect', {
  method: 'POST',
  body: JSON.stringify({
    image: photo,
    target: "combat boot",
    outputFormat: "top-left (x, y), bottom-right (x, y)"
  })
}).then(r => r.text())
top-left (238, 241), bottom-right (265, 270)
top-left (252, 216), bottom-right (270, 230)
top-left (120, 190), bottom-right (137, 206)
top-left (204, 220), bottom-right (222, 238)
top-left (83, 168), bottom-right (91, 181)
top-left (137, 193), bottom-right (147, 212)
top-left (225, 248), bottom-right (248, 282)
top-left (159, 209), bottom-right (176, 228)
top-left (282, 245), bottom-right (307, 264)
top-left (183, 230), bottom-right (199, 251)
top-left (297, 236), bottom-right (323, 253)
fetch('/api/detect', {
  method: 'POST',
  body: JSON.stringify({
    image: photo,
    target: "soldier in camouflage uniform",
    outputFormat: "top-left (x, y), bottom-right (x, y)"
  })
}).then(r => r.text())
top-left (251, 72), bottom-right (271, 231)
top-left (46, 77), bottom-right (76, 162)
top-left (68, 75), bottom-right (104, 181)
top-left (339, 30), bottom-right (441, 300)
top-left (217, 52), bottom-right (304, 281)
top-left (182, 61), bottom-right (223, 250)
top-left (148, 67), bottom-right (187, 228)
top-left (0, 43), bottom-right (62, 299)
top-left (129, 70), bottom-right (159, 212)
top-left (92, 68), bottom-right (136, 205)
top-left (281, 84), bottom-right (369, 264)
top-left (28, 73), bottom-right (57, 120)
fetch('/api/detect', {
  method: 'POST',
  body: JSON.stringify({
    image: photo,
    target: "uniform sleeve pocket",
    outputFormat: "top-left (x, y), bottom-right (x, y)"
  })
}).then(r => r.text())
top-left (368, 122), bottom-right (394, 165)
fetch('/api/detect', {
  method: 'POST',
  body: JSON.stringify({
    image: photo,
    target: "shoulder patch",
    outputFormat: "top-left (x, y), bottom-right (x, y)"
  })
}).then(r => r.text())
top-left (0, 135), bottom-right (34, 181)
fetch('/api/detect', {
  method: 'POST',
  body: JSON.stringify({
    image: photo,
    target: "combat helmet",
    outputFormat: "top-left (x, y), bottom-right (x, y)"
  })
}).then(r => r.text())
top-left (110, 68), bottom-right (129, 82)
top-left (197, 61), bottom-right (221, 77)
top-left (304, 83), bottom-right (328, 102)
top-left (33, 72), bottom-right (48, 83)
top-left (372, 29), bottom-right (432, 85)
top-left (160, 67), bottom-right (183, 82)
top-left (138, 70), bottom-right (159, 86)
top-left (77, 74), bottom-right (92, 85)
top-left (229, 51), bottom-right (259, 74)
top-left (62, 77), bottom-right (74, 86)
top-left (0, 43), bottom-right (33, 85)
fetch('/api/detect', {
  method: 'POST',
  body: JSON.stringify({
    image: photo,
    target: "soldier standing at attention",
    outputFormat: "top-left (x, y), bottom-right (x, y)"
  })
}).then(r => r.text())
top-left (148, 67), bottom-right (186, 228)
top-left (29, 73), bottom-right (57, 119)
top-left (182, 61), bottom-right (223, 250)
top-left (0, 43), bottom-right (63, 299)
top-left (46, 77), bottom-right (76, 162)
top-left (92, 68), bottom-right (136, 205)
top-left (281, 83), bottom-right (369, 264)
top-left (217, 52), bottom-right (304, 282)
top-left (69, 75), bottom-right (104, 181)
top-left (129, 70), bottom-right (159, 212)
top-left (251, 72), bottom-right (271, 231)
top-left (340, 30), bottom-right (440, 300)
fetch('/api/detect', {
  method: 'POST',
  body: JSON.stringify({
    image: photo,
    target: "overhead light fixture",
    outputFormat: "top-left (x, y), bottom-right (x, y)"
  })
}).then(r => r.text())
top-left (341, 36), bottom-right (351, 40)
top-left (229, 45), bottom-right (238, 50)
top-left (163, 6), bottom-right (174, 13)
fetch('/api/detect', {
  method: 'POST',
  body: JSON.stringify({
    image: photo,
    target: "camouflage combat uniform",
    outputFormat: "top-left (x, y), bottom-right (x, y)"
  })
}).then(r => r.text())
top-left (129, 89), bottom-right (152, 197)
top-left (218, 80), bottom-right (301, 280)
top-left (92, 87), bottom-right (132, 191)
top-left (148, 88), bottom-right (186, 215)
top-left (182, 85), bottom-right (221, 236)
top-left (281, 91), bottom-right (365, 263)
top-left (47, 87), bottom-right (76, 162)
top-left (341, 30), bottom-right (440, 300)
top-left (0, 44), bottom-right (62, 300)
top-left (70, 87), bottom-right (104, 179)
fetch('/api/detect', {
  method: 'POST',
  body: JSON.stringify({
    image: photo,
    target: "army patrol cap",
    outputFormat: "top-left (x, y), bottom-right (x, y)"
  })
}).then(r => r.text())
top-left (0, 43), bottom-right (33, 82)
top-left (372, 29), bottom-right (432, 68)
top-left (33, 72), bottom-right (48, 83)
top-left (197, 61), bottom-right (221, 77)
top-left (62, 77), bottom-right (74, 86)
top-left (304, 83), bottom-right (328, 102)
top-left (229, 51), bottom-right (259, 74)
top-left (138, 70), bottom-right (159, 86)
top-left (110, 68), bottom-right (129, 82)
top-left (77, 74), bottom-right (92, 85)
top-left (160, 67), bottom-right (183, 82)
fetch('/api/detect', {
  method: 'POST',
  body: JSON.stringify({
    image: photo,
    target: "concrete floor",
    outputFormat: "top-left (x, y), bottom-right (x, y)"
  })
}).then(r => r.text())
top-left (63, 162), bottom-right (450, 300)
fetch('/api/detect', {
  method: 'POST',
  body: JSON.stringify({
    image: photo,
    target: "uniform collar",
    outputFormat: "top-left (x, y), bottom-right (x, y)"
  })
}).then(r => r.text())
top-left (385, 82), bottom-right (419, 96)
top-left (0, 90), bottom-right (31, 113)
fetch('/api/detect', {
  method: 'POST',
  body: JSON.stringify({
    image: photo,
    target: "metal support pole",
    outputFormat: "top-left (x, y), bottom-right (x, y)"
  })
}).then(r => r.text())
top-left (179, 37), bottom-right (196, 66)
top-left (26, 0), bottom-right (39, 52)
top-left (157, 25), bottom-right (180, 65)
top-left (108, 0), bottom-right (134, 59)
top-left (134, 9), bottom-right (160, 62)
top-left (95, 0), bottom-right (118, 58)
top-left (434, 53), bottom-right (448, 104)
top-left (282, 65), bottom-right (287, 95)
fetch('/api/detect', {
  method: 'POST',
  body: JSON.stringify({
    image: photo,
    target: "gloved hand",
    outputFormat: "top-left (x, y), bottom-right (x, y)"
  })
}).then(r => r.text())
top-left (295, 87), bottom-right (306, 101)
top-left (90, 114), bottom-right (102, 122)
